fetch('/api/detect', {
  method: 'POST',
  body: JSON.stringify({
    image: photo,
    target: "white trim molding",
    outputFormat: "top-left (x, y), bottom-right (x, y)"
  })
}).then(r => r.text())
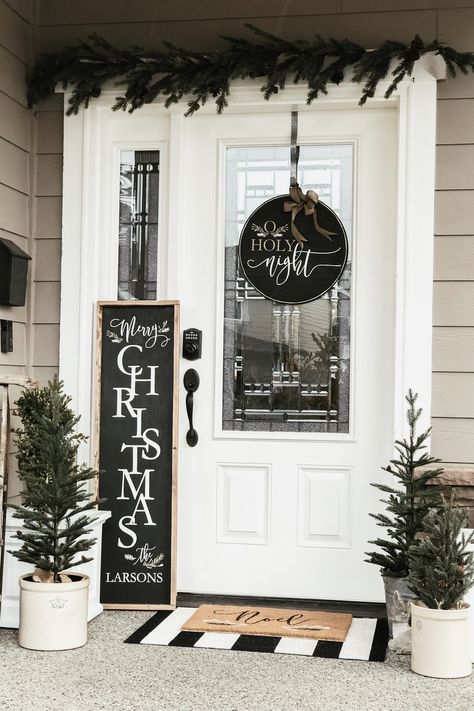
top-left (58, 56), bottom-right (444, 461)
top-left (393, 75), bottom-right (439, 438)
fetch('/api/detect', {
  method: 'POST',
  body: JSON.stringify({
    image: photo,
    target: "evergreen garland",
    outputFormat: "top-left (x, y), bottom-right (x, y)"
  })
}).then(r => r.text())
top-left (365, 390), bottom-right (443, 579)
top-left (407, 494), bottom-right (474, 610)
top-left (26, 25), bottom-right (474, 117)
top-left (9, 379), bottom-right (100, 583)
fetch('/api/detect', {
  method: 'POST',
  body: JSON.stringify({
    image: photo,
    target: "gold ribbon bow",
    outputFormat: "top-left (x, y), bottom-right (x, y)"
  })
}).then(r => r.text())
top-left (284, 184), bottom-right (336, 244)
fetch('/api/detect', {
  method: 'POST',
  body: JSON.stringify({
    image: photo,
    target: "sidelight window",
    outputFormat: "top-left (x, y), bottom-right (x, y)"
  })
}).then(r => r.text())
top-left (117, 150), bottom-right (160, 300)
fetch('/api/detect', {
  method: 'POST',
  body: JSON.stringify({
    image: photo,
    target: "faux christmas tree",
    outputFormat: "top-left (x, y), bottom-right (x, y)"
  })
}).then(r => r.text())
top-left (10, 378), bottom-right (100, 583)
top-left (407, 494), bottom-right (474, 610)
top-left (365, 390), bottom-right (443, 578)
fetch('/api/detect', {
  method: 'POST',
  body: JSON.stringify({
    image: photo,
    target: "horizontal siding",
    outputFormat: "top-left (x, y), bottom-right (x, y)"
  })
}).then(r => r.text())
top-left (36, 196), bottom-right (62, 239)
top-left (34, 238), bottom-right (61, 281)
top-left (434, 236), bottom-right (474, 281)
top-left (0, 303), bottom-right (26, 328)
top-left (438, 8), bottom-right (474, 52)
top-left (432, 419), bottom-right (474, 463)
top-left (39, 0), bottom-right (342, 24)
top-left (4, 0), bottom-right (34, 23)
top-left (0, 307), bottom-right (26, 329)
top-left (436, 145), bottom-right (474, 190)
top-left (33, 281), bottom-right (60, 324)
top-left (0, 44), bottom-right (27, 106)
top-left (0, 0), bottom-right (32, 478)
top-left (0, 364), bottom-right (26, 377)
top-left (37, 110), bottom-right (63, 153)
top-left (43, 0), bottom-right (474, 30)
top-left (433, 65), bottom-right (474, 465)
top-left (36, 153), bottom-right (62, 196)
top-left (0, 91), bottom-right (29, 150)
top-left (433, 278), bottom-right (474, 327)
top-left (435, 191), bottom-right (474, 235)
top-left (31, 366), bottom-right (58, 386)
top-left (433, 328), bottom-right (474, 372)
top-left (432, 373), bottom-right (474, 418)
top-left (37, 11), bottom-right (439, 53)
top-left (438, 73), bottom-right (474, 100)
top-left (342, 1), bottom-right (474, 10)
top-left (0, 137), bottom-right (28, 194)
top-left (38, 0), bottom-right (474, 26)
top-left (0, 0), bottom-right (30, 63)
top-left (31, 101), bottom-right (63, 384)
top-left (437, 99), bottom-right (474, 145)
top-left (0, 182), bottom-right (28, 236)
top-left (32, 324), bottom-right (59, 367)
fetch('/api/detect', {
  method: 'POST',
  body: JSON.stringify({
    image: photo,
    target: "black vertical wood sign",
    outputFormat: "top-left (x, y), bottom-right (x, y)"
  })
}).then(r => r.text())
top-left (95, 301), bottom-right (179, 609)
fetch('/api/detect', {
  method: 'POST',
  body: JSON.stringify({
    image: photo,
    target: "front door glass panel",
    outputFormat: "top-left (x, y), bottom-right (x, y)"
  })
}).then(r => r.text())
top-left (118, 150), bottom-right (160, 300)
top-left (223, 145), bottom-right (353, 433)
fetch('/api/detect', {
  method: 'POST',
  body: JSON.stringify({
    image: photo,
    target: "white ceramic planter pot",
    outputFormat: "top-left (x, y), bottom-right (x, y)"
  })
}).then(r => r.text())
top-left (411, 601), bottom-right (472, 678)
top-left (18, 573), bottom-right (90, 651)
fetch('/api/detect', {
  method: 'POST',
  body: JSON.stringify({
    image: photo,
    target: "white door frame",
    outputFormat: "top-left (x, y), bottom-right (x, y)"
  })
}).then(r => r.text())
top-left (58, 56), bottom-right (444, 462)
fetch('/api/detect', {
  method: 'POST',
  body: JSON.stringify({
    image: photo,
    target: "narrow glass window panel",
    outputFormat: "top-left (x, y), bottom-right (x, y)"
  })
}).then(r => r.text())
top-left (223, 145), bottom-right (352, 433)
top-left (118, 150), bottom-right (159, 300)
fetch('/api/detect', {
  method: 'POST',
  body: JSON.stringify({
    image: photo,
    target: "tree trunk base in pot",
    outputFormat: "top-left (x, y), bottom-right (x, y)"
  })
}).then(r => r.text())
top-left (411, 601), bottom-right (472, 678)
top-left (18, 573), bottom-right (89, 651)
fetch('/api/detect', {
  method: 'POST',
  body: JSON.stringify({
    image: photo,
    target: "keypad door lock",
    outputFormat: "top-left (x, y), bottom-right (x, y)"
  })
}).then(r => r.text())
top-left (182, 328), bottom-right (202, 360)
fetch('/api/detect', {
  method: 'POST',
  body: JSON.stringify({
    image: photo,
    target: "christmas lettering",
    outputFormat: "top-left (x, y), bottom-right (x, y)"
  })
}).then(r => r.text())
top-left (112, 343), bottom-right (161, 550)
top-left (109, 316), bottom-right (170, 348)
top-left (245, 240), bottom-right (343, 287)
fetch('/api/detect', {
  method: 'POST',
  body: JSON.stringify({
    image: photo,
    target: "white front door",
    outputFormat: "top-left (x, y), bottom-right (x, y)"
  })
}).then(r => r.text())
top-left (176, 107), bottom-right (397, 602)
top-left (60, 71), bottom-right (439, 605)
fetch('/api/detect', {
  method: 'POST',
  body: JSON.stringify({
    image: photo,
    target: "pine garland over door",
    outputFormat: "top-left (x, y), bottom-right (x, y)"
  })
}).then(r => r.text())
top-left (27, 25), bottom-right (474, 116)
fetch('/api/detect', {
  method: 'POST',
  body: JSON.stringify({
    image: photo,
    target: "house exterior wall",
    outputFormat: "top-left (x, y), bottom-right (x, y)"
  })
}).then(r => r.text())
top-left (15, 1), bottom-right (474, 465)
top-left (0, 0), bottom-right (34, 384)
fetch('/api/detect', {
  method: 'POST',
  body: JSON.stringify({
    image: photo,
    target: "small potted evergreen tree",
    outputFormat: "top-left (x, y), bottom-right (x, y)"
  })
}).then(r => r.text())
top-left (408, 494), bottom-right (474, 678)
top-left (9, 378), bottom-right (100, 651)
top-left (365, 390), bottom-right (442, 636)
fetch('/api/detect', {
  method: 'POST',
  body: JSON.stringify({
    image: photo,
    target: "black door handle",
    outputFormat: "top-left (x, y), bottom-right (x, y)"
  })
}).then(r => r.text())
top-left (183, 368), bottom-right (200, 447)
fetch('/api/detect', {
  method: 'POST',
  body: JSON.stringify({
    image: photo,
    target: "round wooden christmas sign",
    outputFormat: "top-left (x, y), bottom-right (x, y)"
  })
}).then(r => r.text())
top-left (239, 186), bottom-right (348, 304)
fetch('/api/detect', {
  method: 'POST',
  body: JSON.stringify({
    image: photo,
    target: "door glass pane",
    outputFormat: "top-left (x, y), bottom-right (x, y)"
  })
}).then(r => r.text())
top-left (223, 145), bottom-right (352, 433)
top-left (118, 150), bottom-right (159, 300)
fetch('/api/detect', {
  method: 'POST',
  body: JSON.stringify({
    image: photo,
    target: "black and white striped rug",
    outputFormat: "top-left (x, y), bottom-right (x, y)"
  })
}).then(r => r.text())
top-left (125, 607), bottom-right (389, 662)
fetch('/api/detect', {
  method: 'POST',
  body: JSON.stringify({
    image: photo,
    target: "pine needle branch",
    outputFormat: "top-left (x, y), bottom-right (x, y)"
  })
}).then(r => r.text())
top-left (25, 28), bottom-right (474, 116)
top-left (365, 390), bottom-right (442, 578)
top-left (9, 378), bottom-right (101, 583)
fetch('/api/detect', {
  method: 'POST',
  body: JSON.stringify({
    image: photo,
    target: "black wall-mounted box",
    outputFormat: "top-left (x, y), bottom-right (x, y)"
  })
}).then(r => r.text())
top-left (0, 237), bottom-right (31, 306)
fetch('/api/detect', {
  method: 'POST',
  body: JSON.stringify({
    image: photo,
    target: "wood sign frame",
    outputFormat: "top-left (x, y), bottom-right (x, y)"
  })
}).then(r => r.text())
top-left (95, 301), bottom-right (179, 610)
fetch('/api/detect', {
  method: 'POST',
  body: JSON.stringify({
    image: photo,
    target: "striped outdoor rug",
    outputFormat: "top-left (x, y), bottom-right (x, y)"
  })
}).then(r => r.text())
top-left (125, 607), bottom-right (389, 662)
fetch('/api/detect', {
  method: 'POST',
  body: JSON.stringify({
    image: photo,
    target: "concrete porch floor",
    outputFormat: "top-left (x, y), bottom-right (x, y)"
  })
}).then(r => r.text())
top-left (0, 610), bottom-right (473, 711)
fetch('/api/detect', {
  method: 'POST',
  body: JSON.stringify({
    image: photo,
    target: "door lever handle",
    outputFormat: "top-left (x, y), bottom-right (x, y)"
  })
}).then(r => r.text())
top-left (183, 368), bottom-right (200, 447)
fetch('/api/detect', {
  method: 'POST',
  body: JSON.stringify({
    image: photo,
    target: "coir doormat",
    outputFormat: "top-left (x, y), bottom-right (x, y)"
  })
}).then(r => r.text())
top-left (181, 604), bottom-right (352, 642)
top-left (125, 607), bottom-right (389, 662)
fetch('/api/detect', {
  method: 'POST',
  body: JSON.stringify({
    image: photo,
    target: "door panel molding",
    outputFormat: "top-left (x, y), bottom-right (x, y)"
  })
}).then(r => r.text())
top-left (297, 465), bottom-right (352, 549)
top-left (216, 463), bottom-right (271, 545)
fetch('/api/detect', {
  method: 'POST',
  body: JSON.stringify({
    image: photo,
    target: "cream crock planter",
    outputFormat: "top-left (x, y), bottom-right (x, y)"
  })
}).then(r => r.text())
top-left (411, 602), bottom-right (472, 678)
top-left (19, 573), bottom-right (90, 650)
top-left (462, 528), bottom-right (474, 663)
top-left (0, 507), bottom-right (111, 629)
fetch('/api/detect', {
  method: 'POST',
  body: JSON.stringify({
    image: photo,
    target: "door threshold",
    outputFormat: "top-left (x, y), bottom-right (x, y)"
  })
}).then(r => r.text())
top-left (176, 592), bottom-right (386, 619)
